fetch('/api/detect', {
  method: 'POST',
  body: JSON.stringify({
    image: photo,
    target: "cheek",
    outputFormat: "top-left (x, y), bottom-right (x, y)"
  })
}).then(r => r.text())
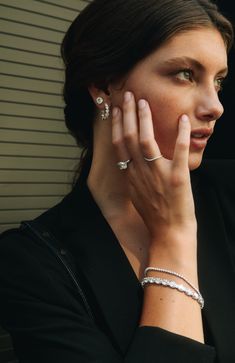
top-left (148, 93), bottom-right (182, 157)
top-left (110, 91), bottom-right (124, 108)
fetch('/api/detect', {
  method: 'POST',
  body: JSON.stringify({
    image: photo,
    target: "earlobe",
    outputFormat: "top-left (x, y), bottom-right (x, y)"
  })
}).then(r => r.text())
top-left (96, 97), bottom-right (104, 105)
top-left (88, 85), bottom-right (111, 120)
top-left (94, 98), bottom-right (110, 120)
top-left (88, 84), bottom-right (111, 109)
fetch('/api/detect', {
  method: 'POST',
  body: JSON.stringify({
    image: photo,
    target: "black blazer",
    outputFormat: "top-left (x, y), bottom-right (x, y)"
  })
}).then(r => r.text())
top-left (0, 159), bottom-right (234, 363)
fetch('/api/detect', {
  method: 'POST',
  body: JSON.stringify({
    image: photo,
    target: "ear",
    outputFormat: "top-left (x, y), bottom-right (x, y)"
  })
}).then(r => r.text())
top-left (88, 84), bottom-right (111, 109)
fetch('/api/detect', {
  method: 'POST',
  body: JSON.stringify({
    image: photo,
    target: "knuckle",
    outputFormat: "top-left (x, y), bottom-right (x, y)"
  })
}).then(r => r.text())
top-left (140, 137), bottom-right (151, 148)
top-left (123, 101), bottom-right (132, 112)
top-left (124, 131), bottom-right (136, 143)
top-left (140, 137), bottom-right (154, 153)
top-left (171, 169), bottom-right (187, 187)
top-left (171, 172), bottom-right (184, 187)
top-left (177, 140), bottom-right (188, 151)
top-left (112, 137), bottom-right (123, 148)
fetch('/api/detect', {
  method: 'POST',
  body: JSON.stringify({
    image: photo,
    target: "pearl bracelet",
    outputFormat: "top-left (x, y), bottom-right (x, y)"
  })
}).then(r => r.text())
top-left (141, 277), bottom-right (204, 309)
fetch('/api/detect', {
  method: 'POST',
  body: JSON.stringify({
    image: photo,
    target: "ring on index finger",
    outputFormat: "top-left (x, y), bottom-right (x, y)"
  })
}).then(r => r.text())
top-left (144, 154), bottom-right (163, 162)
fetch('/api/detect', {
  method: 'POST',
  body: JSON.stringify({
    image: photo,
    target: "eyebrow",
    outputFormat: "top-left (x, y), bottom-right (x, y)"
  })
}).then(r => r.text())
top-left (159, 56), bottom-right (228, 76)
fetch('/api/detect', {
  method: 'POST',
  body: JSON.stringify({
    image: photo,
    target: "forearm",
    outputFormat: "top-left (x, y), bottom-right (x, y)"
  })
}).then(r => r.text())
top-left (139, 234), bottom-right (204, 343)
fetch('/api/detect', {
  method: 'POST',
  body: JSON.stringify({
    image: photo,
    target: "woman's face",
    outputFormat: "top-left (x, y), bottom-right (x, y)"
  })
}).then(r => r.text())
top-left (110, 27), bottom-right (228, 170)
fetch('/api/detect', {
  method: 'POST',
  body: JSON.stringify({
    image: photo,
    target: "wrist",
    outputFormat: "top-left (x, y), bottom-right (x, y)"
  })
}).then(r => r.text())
top-left (148, 234), bottom-right (198, 280)
top-left (149, 224), bottom-right (197, 253)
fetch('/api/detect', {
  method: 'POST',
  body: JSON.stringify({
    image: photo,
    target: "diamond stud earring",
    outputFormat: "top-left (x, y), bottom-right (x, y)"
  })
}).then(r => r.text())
top-left (96, 97), bottom-right (104, 105)
top-left (96, 97), bottom-right (110, 120)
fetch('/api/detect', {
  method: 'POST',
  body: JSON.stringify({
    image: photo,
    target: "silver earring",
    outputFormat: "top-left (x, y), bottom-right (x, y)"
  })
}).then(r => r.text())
top-left (101, 103), bottom-right (110, 120)
top-left (96, 97), bottom-right (104, 105)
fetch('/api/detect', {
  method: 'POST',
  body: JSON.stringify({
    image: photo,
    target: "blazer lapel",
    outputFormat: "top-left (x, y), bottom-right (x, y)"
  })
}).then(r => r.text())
top-left (194, 171), bottom-right (235, 362)
top-left (57, 182), bottom-right (143, 355)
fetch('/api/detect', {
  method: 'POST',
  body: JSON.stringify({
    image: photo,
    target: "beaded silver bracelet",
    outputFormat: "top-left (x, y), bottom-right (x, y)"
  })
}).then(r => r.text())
top-left (141, 277), bottom-right (204, 309)
top-left (144, 267), bottom-right (200, 297)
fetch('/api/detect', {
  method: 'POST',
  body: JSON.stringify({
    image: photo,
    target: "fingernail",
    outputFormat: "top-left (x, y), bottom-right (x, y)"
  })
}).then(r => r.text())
top-left (138, 99), bottom-right (146, 110)
top-left (112, 107), bottom-right (119, 117)
top-left (124, 91), bottom-right (132, 102)
top-left (181, 114), bottom-right (189, 122)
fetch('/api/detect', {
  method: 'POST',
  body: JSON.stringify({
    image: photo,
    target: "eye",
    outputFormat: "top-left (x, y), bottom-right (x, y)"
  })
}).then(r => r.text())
top-left (215, 77), bottom-right (226, 92)
top-left (175, 69), bottom-right (193, 82)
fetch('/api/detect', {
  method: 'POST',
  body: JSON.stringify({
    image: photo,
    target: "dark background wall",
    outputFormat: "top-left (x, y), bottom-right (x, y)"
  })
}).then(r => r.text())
top-left (205, 0), bottom-right (235, 159)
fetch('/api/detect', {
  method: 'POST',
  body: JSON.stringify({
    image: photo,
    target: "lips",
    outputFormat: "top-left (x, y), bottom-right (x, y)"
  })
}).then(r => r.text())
top-left (190, 128), bottom-right (213, 150)
top-left (190, 127), bottom-right (214, 138)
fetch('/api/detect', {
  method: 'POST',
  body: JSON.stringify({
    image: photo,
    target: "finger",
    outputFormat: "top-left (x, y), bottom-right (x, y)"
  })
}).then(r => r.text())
top-left (173, 114), bottom-right (191, 170)
top-left (122, 92), bottom-right (143, 163)
top-left (112, 107), bottom-right (130, 162)
top-left (138, 99), bottom-right (162, 161)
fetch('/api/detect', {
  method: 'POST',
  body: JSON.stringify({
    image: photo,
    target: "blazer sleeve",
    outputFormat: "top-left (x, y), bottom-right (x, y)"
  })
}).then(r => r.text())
top-left (0, 230), bottom-right (216, 363)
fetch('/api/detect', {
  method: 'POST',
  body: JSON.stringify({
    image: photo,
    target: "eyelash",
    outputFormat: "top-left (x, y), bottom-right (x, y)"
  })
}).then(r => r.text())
top-left (215, 77), bottom-right (226, 91)
top-left (174, 68), bottom-right (226, 92)
top-left (174, 68), bottom-right (194, 82)
top-left (173, 68), bottom-right (194, 82)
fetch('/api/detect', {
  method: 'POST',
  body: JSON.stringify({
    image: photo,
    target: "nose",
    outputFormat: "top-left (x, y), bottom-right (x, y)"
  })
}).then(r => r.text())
top-left (196, 86), bottom-right (224, 122)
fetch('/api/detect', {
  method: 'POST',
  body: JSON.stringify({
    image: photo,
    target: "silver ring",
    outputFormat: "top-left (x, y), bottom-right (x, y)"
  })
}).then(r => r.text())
top-left (117, 159), bottom-right (131, 170)
top-left (144, 155), bottom-right (163, 162)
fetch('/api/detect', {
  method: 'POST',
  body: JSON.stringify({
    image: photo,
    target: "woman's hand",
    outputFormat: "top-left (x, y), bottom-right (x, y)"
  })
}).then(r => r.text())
top-left (112, 91), bottom-right (197, 248)
top-left (112, 92), bottom-right (203, 341)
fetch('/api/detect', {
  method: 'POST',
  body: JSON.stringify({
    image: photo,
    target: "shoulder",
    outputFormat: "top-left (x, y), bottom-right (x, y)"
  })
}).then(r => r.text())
top-left (0, 181), bottom-right (88, 287)
top-left (0, 221), bottom-right (57, 264)
top-left (0, 226), bottom-right (51, 283)
top-left (0, 223), bottom-right (74, 306)
top-left (0, 226), bottom-right (43, 266)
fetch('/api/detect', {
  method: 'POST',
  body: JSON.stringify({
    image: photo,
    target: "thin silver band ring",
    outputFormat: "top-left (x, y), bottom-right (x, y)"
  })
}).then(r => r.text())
top-left (144, 155), bottom-right (163, 162)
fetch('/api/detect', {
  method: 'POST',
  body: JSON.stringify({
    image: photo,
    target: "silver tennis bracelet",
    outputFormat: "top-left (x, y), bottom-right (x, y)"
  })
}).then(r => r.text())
top-left (141, 267), bottom-right (204, 309)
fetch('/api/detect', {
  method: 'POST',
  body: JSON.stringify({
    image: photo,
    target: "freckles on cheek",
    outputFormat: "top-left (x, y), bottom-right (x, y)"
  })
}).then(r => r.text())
top-left (152, 117), bottom-right (177, 156)
top-left (147, 88), bottom-right (191, 157)
top-left (150, 105), bottom-right (181, 158)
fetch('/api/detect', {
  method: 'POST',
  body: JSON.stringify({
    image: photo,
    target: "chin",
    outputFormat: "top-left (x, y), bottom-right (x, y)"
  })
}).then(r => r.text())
top-left (188, 153), bottom-right (204, 170)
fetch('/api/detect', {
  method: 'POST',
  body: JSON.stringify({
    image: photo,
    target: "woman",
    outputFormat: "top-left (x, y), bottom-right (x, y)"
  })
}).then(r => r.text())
top-left (0, 0), bottom-right (234, 362)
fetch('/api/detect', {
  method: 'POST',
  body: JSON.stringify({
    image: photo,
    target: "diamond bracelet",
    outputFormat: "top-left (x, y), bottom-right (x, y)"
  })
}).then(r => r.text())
top-left (144, 267), bottom-right (201, 296)
top-left (141, 277), bottom-right (204, 309)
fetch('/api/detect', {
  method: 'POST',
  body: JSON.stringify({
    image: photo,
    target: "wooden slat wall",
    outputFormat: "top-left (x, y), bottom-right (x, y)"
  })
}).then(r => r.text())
top-left (0, 0), bottom-right (91, 234)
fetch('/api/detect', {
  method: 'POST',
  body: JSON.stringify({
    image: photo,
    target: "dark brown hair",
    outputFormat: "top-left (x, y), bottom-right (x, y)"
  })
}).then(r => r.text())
top-left (61, 0), bottom-right (233, 181)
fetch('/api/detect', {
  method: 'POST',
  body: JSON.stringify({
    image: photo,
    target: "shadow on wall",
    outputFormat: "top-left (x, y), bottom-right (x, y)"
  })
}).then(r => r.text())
top-left (204, 0), bottom-right (235, 159)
